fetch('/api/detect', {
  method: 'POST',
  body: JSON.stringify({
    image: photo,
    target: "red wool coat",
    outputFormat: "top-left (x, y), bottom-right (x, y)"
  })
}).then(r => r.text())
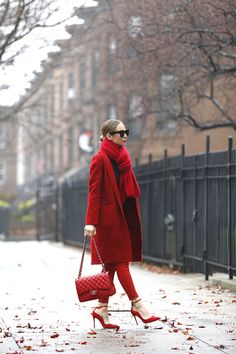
top-left (85, 151), bottom-right (142, 264)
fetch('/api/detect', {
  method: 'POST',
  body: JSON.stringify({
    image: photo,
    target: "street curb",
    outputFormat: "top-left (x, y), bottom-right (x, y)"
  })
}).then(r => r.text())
top-left (210, 278), bottom-right (236, 293)
top-left (209, 275), bottom-right (236, 293)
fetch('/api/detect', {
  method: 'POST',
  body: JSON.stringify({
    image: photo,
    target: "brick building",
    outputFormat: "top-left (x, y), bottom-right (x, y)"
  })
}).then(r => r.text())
top-left (18, 0), bottom-right (236, 186)
top-left (0, 107), bottom-right (17, 197)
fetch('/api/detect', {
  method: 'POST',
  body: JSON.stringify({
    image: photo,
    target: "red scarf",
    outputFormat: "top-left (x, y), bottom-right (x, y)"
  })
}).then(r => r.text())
top-left (100, 138), bottom-right (140, 203)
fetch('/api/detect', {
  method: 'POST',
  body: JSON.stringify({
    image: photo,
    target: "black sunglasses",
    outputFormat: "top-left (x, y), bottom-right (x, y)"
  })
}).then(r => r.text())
top-left (110, 129), bottom-right (129, 138)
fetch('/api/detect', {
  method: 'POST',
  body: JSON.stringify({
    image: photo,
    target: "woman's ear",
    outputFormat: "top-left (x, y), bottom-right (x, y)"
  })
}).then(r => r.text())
top-left (106, 134), bottom-right (112, 141)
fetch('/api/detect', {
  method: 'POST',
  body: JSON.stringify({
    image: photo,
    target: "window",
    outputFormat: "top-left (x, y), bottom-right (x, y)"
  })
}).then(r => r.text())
top-left (43, 145), bottom-right (48, 172)
top-left (36, 151), bottom-right (44, 174)
top-left (129, 94), bottom-right (143, 119)
top-left (157, 74), bottom-right (178, 131)
top-left (107, 104), bottom-right (117, 120)
top-left (108, 35), bottom-right (117, 73)
top-left (59, 135), bottom-right (63, 169)
top-left (128, 16), bottom-right (143, 38)
top-left (80, 62), bottom-right (85, 90)
top-left (50, 86), bottom-right (54, 119)
top-left (68, 72), bottom-right (75, 99)
top-left (43, 94), bottom-right (49, 122)
top-left (68, 72), bottom-right (76, 110)
top-left (30, 153), bottom-right (37, 178)
top-left (49, 141), bottom-right (54, 171)
top-left (67, 127), bottom-right (74, 164)
top-left (128, 94), bottom-right (143, 138)
top-left (0, 161), bottom-right (6, 185)
top-left (0, 128), bottom-right (6, 149)
top-left (91, 49), bottom-right (100, 88)
top-left (109, 35), bottom-right (117, 56)
top-left (59, 80), bottom-right (64, 112)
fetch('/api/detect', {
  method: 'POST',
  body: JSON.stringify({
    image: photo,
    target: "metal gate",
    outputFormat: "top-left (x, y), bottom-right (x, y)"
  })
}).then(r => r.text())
top-left (36, 182), bottom-right (58, 240)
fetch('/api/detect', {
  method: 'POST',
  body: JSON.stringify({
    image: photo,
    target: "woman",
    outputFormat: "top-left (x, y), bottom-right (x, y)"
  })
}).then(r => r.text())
top-left (84, 119), bottom-right (160, 329)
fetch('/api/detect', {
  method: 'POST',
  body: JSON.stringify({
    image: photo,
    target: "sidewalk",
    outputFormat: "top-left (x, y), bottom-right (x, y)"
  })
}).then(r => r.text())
top-left (0, 241), bottom-right (235, 354)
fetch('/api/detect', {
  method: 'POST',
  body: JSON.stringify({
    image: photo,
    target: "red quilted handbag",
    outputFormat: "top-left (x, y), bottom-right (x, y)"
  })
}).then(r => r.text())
top-left (75, 236), bottom-right (116, 302)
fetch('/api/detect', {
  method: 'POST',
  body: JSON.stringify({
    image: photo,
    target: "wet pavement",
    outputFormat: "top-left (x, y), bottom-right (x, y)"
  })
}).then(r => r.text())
top-left (0, 241), bottom-right (235, 354)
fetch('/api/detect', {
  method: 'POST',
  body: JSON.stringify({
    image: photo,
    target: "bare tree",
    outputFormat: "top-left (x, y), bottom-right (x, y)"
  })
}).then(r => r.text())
top-left (106, 0), bottom-right (236, 130)
top-left (0, 0), bottom-right (72, 69)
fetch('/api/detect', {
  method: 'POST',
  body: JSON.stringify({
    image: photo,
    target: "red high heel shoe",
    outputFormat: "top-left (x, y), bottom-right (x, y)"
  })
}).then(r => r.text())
top-left (91, 306), bottom-right (120, 330)
top-left (131, 298), bottom-right (160, 324)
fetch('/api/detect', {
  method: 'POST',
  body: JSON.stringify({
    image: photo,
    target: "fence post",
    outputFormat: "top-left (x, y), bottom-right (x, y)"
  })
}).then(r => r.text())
top-left (203, 135), bottom-right (210, 280)
top-left (227, 136), bottom-right (233, 279)
top-left (163, 149), bottom-right (168, 259)
top-left (193, 155), bottom-right (197, 257)
top-left (35, 185), bottom-right (40, 241)
top-left (180, 144), bottom-right (186, 272)
top-left (54, 182), bottom-right (59, 242)
top-left (144, 153), bottom-right (153, 256)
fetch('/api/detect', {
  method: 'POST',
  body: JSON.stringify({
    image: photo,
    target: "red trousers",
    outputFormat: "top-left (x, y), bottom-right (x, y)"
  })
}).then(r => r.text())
top-left (98, 262), bottom-right (139, 303)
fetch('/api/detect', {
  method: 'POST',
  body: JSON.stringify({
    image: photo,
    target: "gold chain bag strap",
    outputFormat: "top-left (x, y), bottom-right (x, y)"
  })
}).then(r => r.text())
top-left (75, 235), bottom-right (116, 302)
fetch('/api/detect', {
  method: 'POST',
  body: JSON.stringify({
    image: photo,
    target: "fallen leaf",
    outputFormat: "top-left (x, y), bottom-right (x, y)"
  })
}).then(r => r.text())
top-left (24, 345), bottom-right (33, 351)
top-left (39, 339), bottom-right (48, 347)
top-left (171, 347), bottom-right (180, 350)
top-left (28, 310), bottom-right (37, 315)
top-left (214, 345), bottom-right (225, 349)
top-left (4, 331), bottom-right (12, 337)
top-left (198, 325), bottom-right (205, 328)
top-left (55, 350), bottom-right (64, 352)
top-left (79, 341), bottom-right (87, 345)
top-left (187, 336), bottom-right (195, 341)
top-left (50, 333), bottom-right (59, 338)
top-left (215, 322), bottom-right (223, 325)
top-left (87, 330), bottom-right (97, 335)
top-left (172, 302), bottom-right (181, 305)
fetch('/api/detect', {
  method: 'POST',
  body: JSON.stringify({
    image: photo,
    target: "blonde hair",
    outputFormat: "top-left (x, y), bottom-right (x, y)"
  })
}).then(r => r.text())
top-left (101, 119), bottom-right (122, 138)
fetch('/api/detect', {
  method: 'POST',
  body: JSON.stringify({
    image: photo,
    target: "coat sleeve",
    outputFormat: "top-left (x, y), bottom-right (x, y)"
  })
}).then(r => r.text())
top-left (85, 154), bottom-right (104, 225)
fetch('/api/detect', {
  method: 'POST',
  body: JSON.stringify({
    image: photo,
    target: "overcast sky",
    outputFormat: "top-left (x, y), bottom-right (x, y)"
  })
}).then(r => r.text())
top-left (0, 0), bottom-right (97, 107)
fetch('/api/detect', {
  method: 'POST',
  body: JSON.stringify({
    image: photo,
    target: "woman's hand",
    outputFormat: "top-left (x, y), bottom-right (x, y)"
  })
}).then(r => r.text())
top-left (84, 225), bottom-right (96, 237)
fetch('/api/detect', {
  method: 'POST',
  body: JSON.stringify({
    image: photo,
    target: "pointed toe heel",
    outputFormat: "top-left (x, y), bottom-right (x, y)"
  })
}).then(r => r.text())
top-left (131, 309), bottom-right (160, 324)
top-left (131, 298), bottom-right (160, 325)
top-left (91, 306), bottom-right (119, 330)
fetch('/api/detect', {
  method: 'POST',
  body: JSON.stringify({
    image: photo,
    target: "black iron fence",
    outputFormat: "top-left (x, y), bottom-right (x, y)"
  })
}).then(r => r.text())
top-left (60, 136), bottom-right (236, 279)
top-left (36, 182), bottom-right (59, 241)
top-left (135, 136), bottom-right (236, 280)
top-left (0, 206), bottom-right (9, 238)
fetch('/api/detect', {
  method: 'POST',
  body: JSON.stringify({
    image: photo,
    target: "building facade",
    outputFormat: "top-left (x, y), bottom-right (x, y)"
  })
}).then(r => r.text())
top-left (18, 0), bottom-right (236, 186)
top-left (0, 107), bottom-right (17, 197)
